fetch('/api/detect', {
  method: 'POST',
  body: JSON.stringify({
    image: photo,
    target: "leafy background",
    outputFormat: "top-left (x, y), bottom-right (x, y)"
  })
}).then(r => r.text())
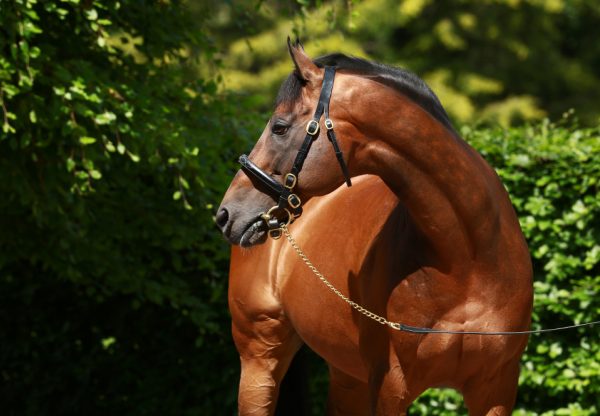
top-left (0, 0), bottom-right (598, 415)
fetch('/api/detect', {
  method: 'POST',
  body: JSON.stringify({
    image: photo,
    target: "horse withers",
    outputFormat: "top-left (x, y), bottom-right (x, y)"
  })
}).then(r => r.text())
top-left (218, 40), bottom-right (533, 415)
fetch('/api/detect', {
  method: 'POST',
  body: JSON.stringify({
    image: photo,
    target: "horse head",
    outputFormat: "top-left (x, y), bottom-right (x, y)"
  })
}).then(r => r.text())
top-left (217, 39), bottom-right (366, 247)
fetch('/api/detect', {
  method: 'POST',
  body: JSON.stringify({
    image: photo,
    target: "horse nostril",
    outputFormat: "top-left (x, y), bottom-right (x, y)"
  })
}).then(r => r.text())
top-left (216, 207), bottom-right (229, 230)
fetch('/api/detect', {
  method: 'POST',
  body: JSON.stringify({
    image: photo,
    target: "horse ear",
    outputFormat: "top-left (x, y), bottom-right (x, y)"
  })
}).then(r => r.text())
top-left (287, 36), bottom-right (320, 84)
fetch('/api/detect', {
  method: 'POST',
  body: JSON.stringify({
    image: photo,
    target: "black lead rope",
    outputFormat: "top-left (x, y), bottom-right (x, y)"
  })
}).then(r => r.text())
top-left (390, 320), bottom-right (600, 335)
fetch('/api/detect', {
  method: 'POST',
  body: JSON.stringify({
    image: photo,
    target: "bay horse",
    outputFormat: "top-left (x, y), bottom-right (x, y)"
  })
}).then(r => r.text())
top-left (229, 175), bottom-right (397, 415)
top-left (218, 40), bottom-right (533, 415)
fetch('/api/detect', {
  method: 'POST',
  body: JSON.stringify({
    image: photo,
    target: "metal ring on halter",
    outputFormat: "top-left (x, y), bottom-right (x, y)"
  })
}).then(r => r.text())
top-left (260, 206), bottom-right (293, 240)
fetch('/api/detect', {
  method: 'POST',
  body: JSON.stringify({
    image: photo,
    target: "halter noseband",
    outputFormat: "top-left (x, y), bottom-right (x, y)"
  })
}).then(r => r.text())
top-left (239, 66), bottom-right (352, 239)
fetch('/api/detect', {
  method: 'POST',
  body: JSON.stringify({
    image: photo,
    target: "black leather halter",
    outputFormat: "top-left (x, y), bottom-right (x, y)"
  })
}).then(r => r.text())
top-left (238, 66), bottom-right (352, 238)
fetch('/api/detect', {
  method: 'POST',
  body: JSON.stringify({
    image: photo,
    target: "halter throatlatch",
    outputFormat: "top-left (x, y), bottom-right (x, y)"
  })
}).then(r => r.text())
top-left (239, 66), bottom-right (352, 239)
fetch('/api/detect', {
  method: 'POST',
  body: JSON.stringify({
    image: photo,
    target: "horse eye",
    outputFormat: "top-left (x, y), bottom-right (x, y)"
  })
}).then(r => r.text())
top-left (271, 123), bottom-right (290, 136)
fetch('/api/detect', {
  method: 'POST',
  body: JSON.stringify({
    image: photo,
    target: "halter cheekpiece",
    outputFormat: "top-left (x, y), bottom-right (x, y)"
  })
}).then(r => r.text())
top-left (238, 66), bottom-right (352, 239)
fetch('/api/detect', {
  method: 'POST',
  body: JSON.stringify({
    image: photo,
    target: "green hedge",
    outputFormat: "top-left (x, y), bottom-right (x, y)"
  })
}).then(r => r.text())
top-left (0, 1), bottom-right (252, 414)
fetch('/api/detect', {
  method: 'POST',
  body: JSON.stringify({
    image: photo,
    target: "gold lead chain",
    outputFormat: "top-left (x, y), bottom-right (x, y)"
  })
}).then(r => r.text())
top-left (282, 225), bottom-right (398, 329)
top-left (282, 226), bottom-right (600, 336)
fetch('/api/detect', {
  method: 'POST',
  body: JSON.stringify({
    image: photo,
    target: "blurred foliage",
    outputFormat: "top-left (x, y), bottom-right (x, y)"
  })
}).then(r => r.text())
top-left (212, 0), bottom-right (600, 126)
top-left (0, 0), bottom-right (598, 415)
top-left (0, 0), bottom-right (259, 413)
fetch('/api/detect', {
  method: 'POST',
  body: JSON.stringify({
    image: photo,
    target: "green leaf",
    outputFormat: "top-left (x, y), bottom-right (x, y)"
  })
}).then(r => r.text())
top-left (66, 158), bottom-right (76, 172)
top-left (75, 170), bottom-right (88, 179)
top-left (101, 337), bottom-right (116, 349)
top-left (29, 46), bottom-right (41, 59)
top-left (89, 170), bottom-right (102, 180)
top-left (180, 176), bottom-right (190, 189)
top-left (94, 112), bottom-right (116, 125)
top-left (128, 151), bottom-right (140, 162)
top-left (85, 9), bottom-right (98, 20)
top-left (105, 140), bottom-right (116, 152)
top-left (19, 41), bottom-right (29, 58)
top-left (79, 136), bottom-right (96, 145)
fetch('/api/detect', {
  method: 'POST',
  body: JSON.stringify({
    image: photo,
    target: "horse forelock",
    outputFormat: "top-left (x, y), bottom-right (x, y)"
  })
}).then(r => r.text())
top-left (275, 71), bottom-right (304, 109)
top-left (275, 53), bottom-right (454, 131)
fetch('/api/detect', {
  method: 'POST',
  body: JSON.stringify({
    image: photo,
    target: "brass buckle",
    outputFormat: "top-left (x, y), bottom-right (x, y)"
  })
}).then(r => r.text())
top-left (284, 173), bottom-right (297, 189)
top-left (287, 193), bottom-right (301, 209)
top-left (325, 118), bottom-right (334, 130)
top-left (306, 119), bottom-right (319, 135)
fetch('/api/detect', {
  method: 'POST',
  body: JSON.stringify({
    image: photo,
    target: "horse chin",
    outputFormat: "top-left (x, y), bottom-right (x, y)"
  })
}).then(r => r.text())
top-left (239, 219), bottom-right (268, 248)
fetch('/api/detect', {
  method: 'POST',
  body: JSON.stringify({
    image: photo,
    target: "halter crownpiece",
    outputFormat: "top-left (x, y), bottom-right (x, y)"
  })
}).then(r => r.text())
top-left (239, 66), bottom-right (352, 239)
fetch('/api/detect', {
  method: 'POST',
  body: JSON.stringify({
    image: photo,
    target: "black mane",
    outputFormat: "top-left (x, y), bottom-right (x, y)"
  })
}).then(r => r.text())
top-left (276, 53), bottom-right (453, 131)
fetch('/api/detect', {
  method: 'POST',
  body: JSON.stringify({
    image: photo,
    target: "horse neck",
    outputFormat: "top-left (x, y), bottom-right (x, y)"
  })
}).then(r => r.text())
top-left (352, 89), bottom-right (511, 270)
